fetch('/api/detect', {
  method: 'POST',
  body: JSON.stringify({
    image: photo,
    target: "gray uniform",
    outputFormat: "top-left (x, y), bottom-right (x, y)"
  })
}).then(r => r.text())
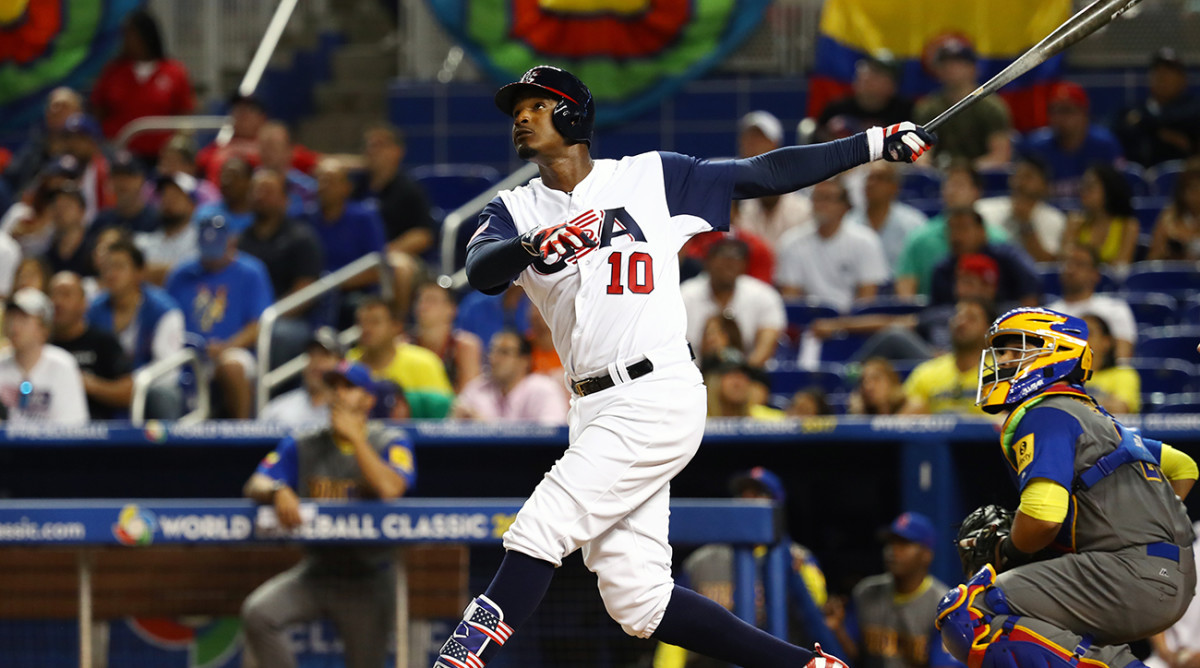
top-left (980, 393), bottom-right (1195, 667)
top-left (852, 574), bottom-right (955, 668)
top-left (242, 424), bottom-right (416, 668)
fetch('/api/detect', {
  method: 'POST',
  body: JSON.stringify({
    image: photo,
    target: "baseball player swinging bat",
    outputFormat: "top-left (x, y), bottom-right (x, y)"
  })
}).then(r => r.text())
top-left (926, 0), bottom-right (1143, 133)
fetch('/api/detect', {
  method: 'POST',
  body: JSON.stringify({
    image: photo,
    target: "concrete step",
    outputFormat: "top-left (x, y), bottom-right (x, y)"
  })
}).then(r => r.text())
top-left (331, 45), bottom-right (397, 82)
top-left (313, 81), bottom-right (389, 114)
top-left (297, 113), bottom-right (378, 154)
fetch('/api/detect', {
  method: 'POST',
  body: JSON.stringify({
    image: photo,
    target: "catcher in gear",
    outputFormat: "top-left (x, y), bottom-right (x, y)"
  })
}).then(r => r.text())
top-left (936, 307), bottom-right (1197, 668)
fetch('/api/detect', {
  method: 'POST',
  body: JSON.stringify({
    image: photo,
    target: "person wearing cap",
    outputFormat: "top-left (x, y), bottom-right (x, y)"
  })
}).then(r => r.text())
top-left (90, 8), bottom-right (195, 162)
top-left (682, 238), bottom-right (785, 369)
top-left (2, 87), bottom-right (83, 194)
top-left (93, 150), bottom-right (158, 234)
top-left (49, 271), bottom-right (134, 420)
top-left (0, 287), bottom-right (89, 423)
top-left (61, 112), bottom-right (115, 221)
top-left (259, 327), bottom-right (342, 429)
top-left (451, 329), bottom-right (567, 424)
top-left (825, 512), bottom-right (959, 668)
top-left (1018, 81), bottom-right (1124, 199)
top-left (775, 178), bottom-right (890, 311)
top-left (900, 298), bottom-right (993, 415)
top-left (928, 207), bottom-right (1040, 307)
top-left (134, 171), bottom-right (200, 285)
top-left (816, 50), bottom-right (914, 143)
top-left (193, 155), bottom-right (254, 233)
top-left (914, 36), bottom-right (1013, 168)
top-left (166, 214), bottom-right (275, 419)
top-left (975, 155), bottom-right (1066, 263)
top-left (731, 111), bottom-right (816, 248)
top-left (1045, 245), bottom-right (1136, 360)
top-left (1114, 47), bottom-right (1200, 168)
top-left (242, 359), bottom-right (415, 668)
top-left (655, 467), bottom-right (828, 668)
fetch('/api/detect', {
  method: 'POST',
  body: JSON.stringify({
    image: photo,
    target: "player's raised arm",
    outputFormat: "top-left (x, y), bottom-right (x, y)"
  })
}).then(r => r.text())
top-left (729, 123), bottom-right (935, 200)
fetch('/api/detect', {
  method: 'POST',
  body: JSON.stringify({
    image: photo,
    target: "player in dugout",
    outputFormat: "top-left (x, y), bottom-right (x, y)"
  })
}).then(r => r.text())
top-left (937, 307), bottom-right (1196, 668)
top-left (432, 65), bottom-right (934, 668)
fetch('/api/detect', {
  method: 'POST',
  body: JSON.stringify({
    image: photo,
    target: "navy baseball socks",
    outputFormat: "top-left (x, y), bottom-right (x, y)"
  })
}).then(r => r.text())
top-left (433, 551), bottom-right (554, 668)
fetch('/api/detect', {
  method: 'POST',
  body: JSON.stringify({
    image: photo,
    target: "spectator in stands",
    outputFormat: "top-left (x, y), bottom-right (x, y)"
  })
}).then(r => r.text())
top-left (1114, 48), bottom-right (1200, 168)
top-left (3, 157), bottom-right (81, 260)
top-left (775, 178), bottom-right (889, 310)
top-left (241, 361), bottom-right (413, 668)
top-left (61, 113), bottom-right (114, 221)
top-left (258, 327), bottom-right (341, 429)
top-left (157, 133), bottom-right (220, 206)
top-left (787, 388), bottom-right (832, 417)
top-left (195, 156), bottom-right (254, 233)
top-left (929, 208), bottom-right (1040, 307)
top-left (526, 303), bottom-right (562, 378)
top-left (816, 50), bottom-right (913, 143)
top-left (732, 112), bottom-right (814, 247)
top-left (1081, 313), bottom-right (1140, 415)
top-left (914, 37), bottom-right (1013, 168)
top-left (196, 93), bottom-right (320, 185)
top-left (90, 9), bottom-right (195, 164)
top-left (356, 122), bottom-right (436, 257)
top-left (166, 214), bottom-right (274, 419)
top-left (93, 150), bottom-right (158, 233)
top-left (707, 357), bottom-right (783, 420)
top-left (412, 281), bottom-right (483, 393)
top-left (1148, 160), bottom-right (1200, 261)
top-left (13, 256), bottom-right (52, 295)
top-left (89, 239), bottom-right (185, 419)
top-left (1045, 245), bottom-right (1137, 360)
top-left (976, 155), bottom-right (1066, 262)
top-left (682, 203), bottom-right (776, 285)
top-left (452, 329), bottom-right (567, 423)
top-left (308, 157), bottom-right (388, 303)
top-left (1062, 164), bottom-right (1139, 268)
top-left (238, 169), bottom-right (323, 301)
top-left (655, 467), bottom-right (828, 668)
top-left (844, 162), bottom-right (927, 273)
top-left (48, 272), bottom-right (132, 420)
top-left (848, 357), bottom-right (906, 415)
top-left (258, 121), bottom-right (317, 218)
top-left (0, 288), bottom-right (89, 422)
top-left (44, 185), bottom-right (100, 277)
top-left (894, 161), bottom-right (1009, 298)
top-left (825, 511), bottom-right (958, 668)
top-left (697, 313), bottom-right (745, 375)
top-left (1020, 82), bottom-right (1124, 199)
top-left (346, 297), bottom-right (454, 419)
top-left (683, 238), bottom-right (786, 368)
top-left (901, 298), bottom-right (992, 415)
top-left (135, 172), bottom-right (199, 285)
top-left (2, 87), bottom-right (82, 193)
top-left (454, 284), bottom-right (531, 351)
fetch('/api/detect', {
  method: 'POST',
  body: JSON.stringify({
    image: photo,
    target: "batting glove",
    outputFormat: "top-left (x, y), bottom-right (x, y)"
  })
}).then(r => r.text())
top-left (520, 210), bottom-right (600, 264)
top-left (866, 122), bottom-right (936, 163)
top-left (805, 643), bottom-right (850, 668)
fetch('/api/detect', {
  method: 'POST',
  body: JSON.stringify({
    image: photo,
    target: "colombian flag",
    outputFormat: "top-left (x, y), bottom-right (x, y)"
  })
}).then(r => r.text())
top-left (809, 0), bottom-right (1072, 132)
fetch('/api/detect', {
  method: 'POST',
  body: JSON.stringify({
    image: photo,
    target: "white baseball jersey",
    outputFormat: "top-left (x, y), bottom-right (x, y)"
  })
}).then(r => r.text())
top-left (471, 152), bottom-right (735, 380)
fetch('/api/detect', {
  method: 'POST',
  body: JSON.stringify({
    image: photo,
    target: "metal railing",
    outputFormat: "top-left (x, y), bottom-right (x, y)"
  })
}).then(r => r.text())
top-left (130, 348), bottom-right (211, 427)
top-left (215, 0), bottom-right (301, 146)
top-left (255, 253), bottom-right (394, 410)
top-left (113, 115), bottom-right (231, 151)
top-left (438, 163), bottom-right (540, 278)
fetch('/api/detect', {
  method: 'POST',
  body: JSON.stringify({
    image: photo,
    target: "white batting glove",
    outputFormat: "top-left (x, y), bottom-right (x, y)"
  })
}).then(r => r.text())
top-left (520, 210), bottom-right (601, 264)
top-left (866, 122), bottom-right (936, 163)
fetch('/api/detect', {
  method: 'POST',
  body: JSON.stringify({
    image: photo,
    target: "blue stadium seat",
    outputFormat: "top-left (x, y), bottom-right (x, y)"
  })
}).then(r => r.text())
top-left (1135, 326), bottom-right (1200, 364)
top-left (1183, 298), bottom-right (1200, 325)
top-left (1036, 263), bottom-right (1119, 297)
top-left (819, 333), bottom-right (869, 363)
top-left (1119, 162), bottom-right (1151, 198)
top-left (907, 198), bottom-right (943, 218)
top-left (768, 362), bottom-right (847, 396)
top-left (1128, 358), bottom-right (1195, 395)
top-left (1121, 292), bottom-right (1179, 330)
top-left (850, 296), bottom-right (929, 317)
top-left (1148, 159), bottom-right (1186, 198)
top-left (1149, 393), bottom-right (1200, 414)
top-left (1131, 197), bottom-right (1166, 235)
top-left (784, 299), bottom-right (841, 328)
top-left (978, 166), bottom-right (1013, 198)
top-left (1122, 261), bottom-right (1200, 300)
top-left (900, 167), bottom-right (943, 200)
top-left (410, 163), bottom-right (503, 220)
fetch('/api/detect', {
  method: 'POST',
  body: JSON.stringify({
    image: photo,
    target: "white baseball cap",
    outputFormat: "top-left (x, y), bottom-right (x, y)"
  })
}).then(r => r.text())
top-left (6, 288), bottom-right (54, 328)
top-left (739, 111), bottom-right (784, 146)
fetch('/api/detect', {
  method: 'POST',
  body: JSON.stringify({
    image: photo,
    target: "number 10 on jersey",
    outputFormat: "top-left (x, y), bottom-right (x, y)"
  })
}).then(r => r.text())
top-left (606, 251), bottom-right (654, 295)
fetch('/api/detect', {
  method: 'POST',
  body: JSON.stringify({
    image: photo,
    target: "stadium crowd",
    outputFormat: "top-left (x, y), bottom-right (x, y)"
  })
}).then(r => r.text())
top-left (0, 14), bottom-right (1198, 428)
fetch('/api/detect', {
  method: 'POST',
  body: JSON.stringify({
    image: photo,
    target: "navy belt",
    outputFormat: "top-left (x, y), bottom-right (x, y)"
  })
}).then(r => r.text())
top-left (1147, 542), bottom-right (1181, 562)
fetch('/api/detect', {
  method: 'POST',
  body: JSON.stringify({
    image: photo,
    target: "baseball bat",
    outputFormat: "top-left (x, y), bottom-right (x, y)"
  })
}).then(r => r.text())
top-left (925, 0), bottom-right (1143, 133)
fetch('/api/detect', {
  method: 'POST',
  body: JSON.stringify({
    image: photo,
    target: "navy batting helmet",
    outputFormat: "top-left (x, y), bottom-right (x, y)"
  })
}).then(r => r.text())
top-left (494, 66), bottom-right (595, 145)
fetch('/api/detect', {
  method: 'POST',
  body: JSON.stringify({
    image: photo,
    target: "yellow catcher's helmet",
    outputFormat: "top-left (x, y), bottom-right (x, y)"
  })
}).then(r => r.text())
top-left (976, 307), bottom-right (1093, 414)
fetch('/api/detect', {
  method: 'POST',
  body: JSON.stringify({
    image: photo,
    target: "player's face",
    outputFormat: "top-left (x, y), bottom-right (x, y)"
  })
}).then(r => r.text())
top-left (510, 94), bottom-right (563, 160)
top-left (332, 378), bottom-right (373, 413)
top-left (883, 538), bottom-right (931, 579)
top-left (991, 334), bottom-right (1041, 371)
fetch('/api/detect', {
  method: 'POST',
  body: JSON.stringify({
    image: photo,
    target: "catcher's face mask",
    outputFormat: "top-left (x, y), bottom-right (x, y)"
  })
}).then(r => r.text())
top-left (976, 308), bottom-right (1093, 414)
